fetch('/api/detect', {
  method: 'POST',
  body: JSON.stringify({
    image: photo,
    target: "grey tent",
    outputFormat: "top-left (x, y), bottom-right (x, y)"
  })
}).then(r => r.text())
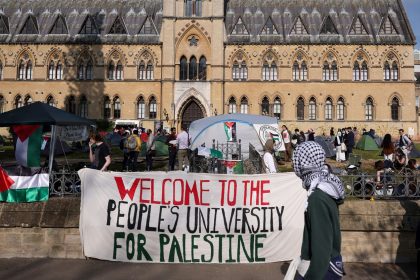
top-left (41, 137), bottom-right (72, 156)
top-left (314, 136), bottom-right (335, 158)
top-left (409, 145), bottom-right (420, 158)
top-left (374, 136), bottom-right (383, 147)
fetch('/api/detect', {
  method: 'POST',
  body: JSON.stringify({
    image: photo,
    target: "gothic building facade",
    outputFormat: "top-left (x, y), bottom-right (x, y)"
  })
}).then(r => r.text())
top-left (0, 0), bottom-right (416, 135)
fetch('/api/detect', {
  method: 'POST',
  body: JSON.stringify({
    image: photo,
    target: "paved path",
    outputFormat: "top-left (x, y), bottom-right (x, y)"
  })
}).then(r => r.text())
top-left (0, 259), bottom-right (416, 280)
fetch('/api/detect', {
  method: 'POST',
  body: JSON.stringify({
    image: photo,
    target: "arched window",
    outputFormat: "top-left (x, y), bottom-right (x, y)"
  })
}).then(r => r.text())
top-left (48, 61), bottom-right (55, 80)
top-left (138, 61), bottom-right (145, 80)
top-left (228, 97), bottom-right (236, 114)
top-left (322, 62), bottom-right (330, 81)
top-left (337, 97), bottom-right (345, 120)
top-left (180, 56), bottom-right (188, 80)
top-left (392, 62), bottom-right (399, 81)
top-left (261, 97), bottom-right (270, 115)
top-left (15, 95), bottom-right (23, 109)
top-left (116, 61), bottom-right (123, 80)
top-left (262, 62), bottom-right (270, 81)
top-left (108, 61), bottom-right (115, 80)
top-left (232, 61), bottom-right (239, 80)
top-left (137, 96), bottom-right (145, 119)
top-left (361, 61), bottom-right (368, 81)
top-left (56, 61), bottom-right (63, 80)
top-left (185, 0), bottom-right (202, 17)
top-left (273, 97), bottom-right (281, 120)
top-left (26, 60), bottom-right (33, 80)
top-left (146, 62), bottom-right (153, 80)
top-left (189, 56), bottom-right (197, 80)
top-left (331, 61), bottom-right (338, 81)
top-left (198, 56), bottom-right (206, 80)
top-left (46, 95), bottom-right (55, 107)
top-left (240, 97), bottom-right (248, 114)
top-left (149, 96), bottom-right (157, 119)
top-left (79, 95), bottom-right (88, 117)
top-left (86, 60), bottom-right (93, 80)
top-left (309, 97), bottom-right (316, 120)
top-left (262, 61), bottom-right (277, 81)
top-left (103, 96), bottom-right (111, 119)
top-left (66, 95), bottom-right (76, 114)
top-left (391, 97), bottom-right (399, 121)
top-left (365, 97), bottom-right (373, 120)
top-left (18, 60), bottom-right (25, 80)
top-left (293, 60), bottom-right (308, 81)
top-left (384, 61), bottom-right (391, 81)
top-left (325, 98), bottom-right (332, 120)
top-left (240, 61), bottom-right (248, 80)
top-left (113, 97), bottom-right (121, 119)
top-left (353, 61), bottom-right (360, 81)
top-left (24, 95), bottom-right (32, 106)
top-left (0, 95), bottom-right (4, 113)
top-left (297, 98), bottom-right (304, 120)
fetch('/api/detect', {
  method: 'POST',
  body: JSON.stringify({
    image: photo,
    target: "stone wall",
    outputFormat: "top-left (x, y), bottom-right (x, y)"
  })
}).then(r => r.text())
top-left (0, 198), bottom-right (418, 262)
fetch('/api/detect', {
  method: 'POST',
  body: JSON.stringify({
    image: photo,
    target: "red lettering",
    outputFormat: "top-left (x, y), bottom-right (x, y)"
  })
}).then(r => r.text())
top-left (172, 179), bottom-right (184, 206)
top-left (200, 180), bottom-right (210, 206)
top-left (242, 180), bottom-right (250, 206)
top-left (161, 179), bottom-right (171, 205)
top-left (219, 180), bottom-right (227, 206)
top-left (250, 180), bottom-right (260, 205)
top-left (227, 180), bottom-right (237, 206)
top-left (114, 177), bottom-right (140, 201)
top-left (260, 180), bottom-right (270, 205)
top-left (185, 181), bottom-right (199, 206)
top-left (139, 179), bottom-right (151, 203)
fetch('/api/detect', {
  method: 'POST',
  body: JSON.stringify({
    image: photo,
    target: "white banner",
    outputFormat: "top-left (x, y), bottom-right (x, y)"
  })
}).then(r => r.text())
top-left (78, 169), bottom-right (306, 263)
top-left (253, 124), bottom-right (285, 152)
top-left (56, 126), bottom-right (88, 141)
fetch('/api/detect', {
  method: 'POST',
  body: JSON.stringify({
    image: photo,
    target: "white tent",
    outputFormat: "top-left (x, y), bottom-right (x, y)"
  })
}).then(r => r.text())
top-left (189, 114), bottom-right (284, 159)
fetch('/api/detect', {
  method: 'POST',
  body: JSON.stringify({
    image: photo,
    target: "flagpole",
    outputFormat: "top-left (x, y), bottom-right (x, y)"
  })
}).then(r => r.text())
top-left (48, 125), bottom-right (57, 175)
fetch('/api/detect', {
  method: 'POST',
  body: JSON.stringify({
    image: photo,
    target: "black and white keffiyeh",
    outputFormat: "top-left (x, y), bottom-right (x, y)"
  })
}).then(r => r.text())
top-left (292, 141), bottom-right (345, 205)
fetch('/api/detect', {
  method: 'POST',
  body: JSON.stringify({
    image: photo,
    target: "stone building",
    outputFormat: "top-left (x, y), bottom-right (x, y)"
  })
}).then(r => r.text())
top-left (0, 0), bottom-right (416, 136)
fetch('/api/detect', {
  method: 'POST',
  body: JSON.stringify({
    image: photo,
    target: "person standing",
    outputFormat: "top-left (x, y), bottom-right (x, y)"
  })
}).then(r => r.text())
top-left (381, 133), bottom-right (395, 162)
top-left (334, 130), bottom-right (344, 162)
top-left (330, 127), bottom-right (335, 138)
top-left (345, 127), bottom-right (355, 160)
top-left (89, 133), bottom-right (111, 172)
top-left (282, 125), bottom-right (292, 162)
top-left (119, 130), bottom-right (130, 171)
top-left (127, 129), bottom-right (141, 171)
top-left (166, 127), bottom-right (177, 171)
top-left (177, 125), bottom-right (190, 171)
top-left (307, 129), bottom-right (315, 141)
top-left (398, 128), bottom-right (412, 162)
top-left (146, 129), bottom-right (156, 171)
top-left (292, 142), bottom-right (345, 279)
top-left (263, 139), bottom-right (277, 173)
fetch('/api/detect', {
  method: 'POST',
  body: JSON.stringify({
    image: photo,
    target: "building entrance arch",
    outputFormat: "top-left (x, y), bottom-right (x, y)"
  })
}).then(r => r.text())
top-left (179, 97), bottom-right (205, 130)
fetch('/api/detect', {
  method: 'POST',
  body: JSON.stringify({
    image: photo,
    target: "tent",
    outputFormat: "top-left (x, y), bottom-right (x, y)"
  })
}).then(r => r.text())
top-left (41, 137), bottom-right (72, 156)
top-left (188, 114), bottom-right (283, 159)
top-left (374, 136), bottom-right (383, 147)
top-left (314, 136), bottom-right (335, 158)
top-left (356, 135), bottom-right (379, 151)
top-left (409, 145), bottom-right (420, 158)
top-left (0, 102), bottom-right (94, 174)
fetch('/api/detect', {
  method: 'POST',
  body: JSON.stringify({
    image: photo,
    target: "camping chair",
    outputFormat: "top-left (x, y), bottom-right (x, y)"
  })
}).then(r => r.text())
top-left (346, 154), bottom-right (362, 174)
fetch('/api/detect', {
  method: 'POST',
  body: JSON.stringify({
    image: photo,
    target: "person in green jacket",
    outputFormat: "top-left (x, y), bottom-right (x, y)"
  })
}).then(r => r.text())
top-left (292, 141), bottom-right (345, 280)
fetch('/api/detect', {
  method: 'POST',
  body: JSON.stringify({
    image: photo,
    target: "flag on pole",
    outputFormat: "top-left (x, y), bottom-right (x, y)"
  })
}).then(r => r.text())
top-left (0, 166), bottom-right (49, 203)
top-left (13, 125), bottom-right (43, 167)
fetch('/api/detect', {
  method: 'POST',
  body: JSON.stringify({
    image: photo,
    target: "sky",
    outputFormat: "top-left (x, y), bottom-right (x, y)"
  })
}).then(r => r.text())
top-left (403, 0), bottom-right (420, 48)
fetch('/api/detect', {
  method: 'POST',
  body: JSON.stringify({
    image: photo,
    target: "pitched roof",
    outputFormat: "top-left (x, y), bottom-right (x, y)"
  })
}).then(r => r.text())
top-left (0, 0), bottom-right (162, 44)
top-left (225, 0), bottom-right (416, 45)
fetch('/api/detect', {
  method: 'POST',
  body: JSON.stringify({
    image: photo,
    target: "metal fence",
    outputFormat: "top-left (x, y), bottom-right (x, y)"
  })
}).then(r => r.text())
top-left (48, 169), bottom-right (420, 199)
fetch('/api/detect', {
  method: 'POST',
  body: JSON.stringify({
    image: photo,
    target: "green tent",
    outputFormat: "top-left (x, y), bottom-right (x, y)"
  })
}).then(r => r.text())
top-left (356, 135), bottom-right (379, 151)
top-left (140, 139), bottom-right (169, 157)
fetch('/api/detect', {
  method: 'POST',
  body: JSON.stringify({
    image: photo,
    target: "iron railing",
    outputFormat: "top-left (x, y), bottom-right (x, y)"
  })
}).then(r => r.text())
top-left (48, 169), bottom-right (420, 199)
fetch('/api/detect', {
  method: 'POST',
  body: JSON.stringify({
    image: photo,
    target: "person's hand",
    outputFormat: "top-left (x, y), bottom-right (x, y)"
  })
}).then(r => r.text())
top-left (89, 139), bottom-right (94, 149)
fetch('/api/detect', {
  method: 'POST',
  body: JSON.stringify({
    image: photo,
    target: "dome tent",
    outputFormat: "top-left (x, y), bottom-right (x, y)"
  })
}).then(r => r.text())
top-left (188, 114), bottom-right (284, 159)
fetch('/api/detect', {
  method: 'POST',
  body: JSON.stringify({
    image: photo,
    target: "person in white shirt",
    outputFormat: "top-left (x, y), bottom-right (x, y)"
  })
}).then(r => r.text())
top-left (176, 125), bottom-right (190, 171)
top-left (282, 125), bottom-right (292, 162)
top-left (263, 139), bottom-right (277, 173)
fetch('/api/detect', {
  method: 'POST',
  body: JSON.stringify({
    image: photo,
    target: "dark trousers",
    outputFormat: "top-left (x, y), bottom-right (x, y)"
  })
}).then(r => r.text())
top-left (146, 150), bottom-right (155, 171)
top-left (122, 151), bottom-right (129, 171)
top-left (345, 145), bottom-right (353, 160)
top-left (128, 151), bottom-right (139, 171)
top-left (168, 149), bottom-right (177, 171)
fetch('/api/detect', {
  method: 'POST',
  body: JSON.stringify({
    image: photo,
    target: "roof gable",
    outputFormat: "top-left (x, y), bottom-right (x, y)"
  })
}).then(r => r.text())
top-left (379, 15), bottom-right (398, 35)
top-left (260, 16), bottom-right (278, 35)
top-left (231, 16), bottom-right (249, 35)
top-left (20, 15), bottom-right (39, 34)
top-left (349, 15), bottom-right (368, 35)
top-left (290, 16), bottom-right (308, 35)
top-left (0, 14), bottom-right (8, 34)
top-left (79, 15), bottom-right (98, 35)
top-left (138, 16), bottom-right (157, 35)
top-left (49, 15), bottom-right (68, 34)
top-left (320, 16), bottom-right (338, 35)
top-left (108, 15), bottom-right (127, 35)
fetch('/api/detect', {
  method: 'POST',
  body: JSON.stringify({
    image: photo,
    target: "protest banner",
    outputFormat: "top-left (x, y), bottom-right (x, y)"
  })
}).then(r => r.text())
top-left (78, 169), bottom-right (306, 263)
top-left (56, 126), bottom-right (89, 142)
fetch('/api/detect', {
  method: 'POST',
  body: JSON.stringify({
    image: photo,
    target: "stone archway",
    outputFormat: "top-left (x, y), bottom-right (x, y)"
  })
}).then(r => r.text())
top-left (179, 97), bottom-right (205, 130)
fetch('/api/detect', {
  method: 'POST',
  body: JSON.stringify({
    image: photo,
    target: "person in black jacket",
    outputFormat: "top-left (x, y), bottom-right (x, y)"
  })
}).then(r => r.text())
top-left (345, 127), bottom-right (355, 160)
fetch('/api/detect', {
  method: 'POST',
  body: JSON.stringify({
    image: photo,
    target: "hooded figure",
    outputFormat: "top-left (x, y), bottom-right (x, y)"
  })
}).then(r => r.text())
top-left (263, 139), bottom-right (276, 173)
top-left (292, 141), bottom-right (345, 280)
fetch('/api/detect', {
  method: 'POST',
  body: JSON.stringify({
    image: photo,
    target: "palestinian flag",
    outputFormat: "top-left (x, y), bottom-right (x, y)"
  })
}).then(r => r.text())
top-left (0, 166), bottom-right (49, 202)
top-left (270, 132), bottom-right (280, 143)
top-left (224, 160), bottom-right (244, 174)
top-left (224, 122), bottom-right (236, 142)
top-left (13, 125), bottom-right (43, 167)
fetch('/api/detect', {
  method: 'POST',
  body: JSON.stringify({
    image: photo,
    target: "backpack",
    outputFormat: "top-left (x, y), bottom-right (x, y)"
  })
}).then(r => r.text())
top-left (127, 136), bottom-right (137, 150)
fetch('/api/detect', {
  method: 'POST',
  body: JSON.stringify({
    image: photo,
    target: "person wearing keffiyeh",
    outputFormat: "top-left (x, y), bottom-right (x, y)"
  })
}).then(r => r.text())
top-left (291, 141), bottom-right (345, 280)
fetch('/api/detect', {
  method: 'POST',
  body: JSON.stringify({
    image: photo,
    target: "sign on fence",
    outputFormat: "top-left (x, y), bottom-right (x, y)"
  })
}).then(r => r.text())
top-left (78, 169), bottom-right (306, 263)
top-left (56, 126), bottom-right (89, 141)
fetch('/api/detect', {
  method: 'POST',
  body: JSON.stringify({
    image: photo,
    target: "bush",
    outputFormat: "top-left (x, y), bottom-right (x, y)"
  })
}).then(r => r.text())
top-left (95, 119), bottom-right (114, 132)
